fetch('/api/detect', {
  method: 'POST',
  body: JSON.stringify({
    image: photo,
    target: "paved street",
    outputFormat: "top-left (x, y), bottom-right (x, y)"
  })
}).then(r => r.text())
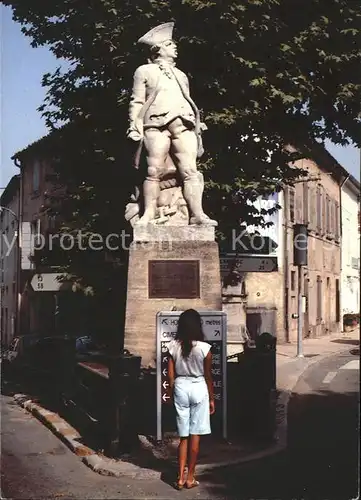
top-left (1, 347), bottom-right (359, 499)
top-left (201, 346), bottom-right (359, 499)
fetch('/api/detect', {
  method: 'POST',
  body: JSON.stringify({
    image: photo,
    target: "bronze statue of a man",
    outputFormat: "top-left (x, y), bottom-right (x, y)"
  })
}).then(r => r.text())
top-left (127, 22), bottom-right (217, 227)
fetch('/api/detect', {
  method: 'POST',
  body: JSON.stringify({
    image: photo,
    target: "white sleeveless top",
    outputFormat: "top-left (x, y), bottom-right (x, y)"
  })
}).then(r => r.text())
top-left (168, 340), bottom-right (211, 377)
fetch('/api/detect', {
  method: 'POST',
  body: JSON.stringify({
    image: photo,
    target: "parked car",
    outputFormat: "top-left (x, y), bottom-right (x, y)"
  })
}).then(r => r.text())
top-left (75, 335), bottom-right (108, 362)
top-left (1, 333), bottom-right (108, 378)
top-left (1, 334), bottom-right (75, 380)
top-left (2, 334), bottom-right (41, 366)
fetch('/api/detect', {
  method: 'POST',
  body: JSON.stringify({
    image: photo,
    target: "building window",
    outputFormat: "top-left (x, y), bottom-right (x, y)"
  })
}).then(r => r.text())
top-left (316, 276), bottom-right (322, 322)
top-left (0, 308), bottom-right (3, 338)
top-left (351, 257), bottom-right (360, 270)
top-left (4, 308), bottom-right (8, 335)
top-left (48, 215), bottom-right (57, 232)
top-left (289, 187), bottom-right (295, 223)
top-left (291, 270), bottom-right (296, 292)
top-left (30, 219), bottom-right (42, 254)
top-left (33, 160), bottom-right (40, 193)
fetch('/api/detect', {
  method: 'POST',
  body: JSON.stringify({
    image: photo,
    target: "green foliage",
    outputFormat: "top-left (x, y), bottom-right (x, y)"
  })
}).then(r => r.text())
top-left (6, 0), bottom-right (361, 294)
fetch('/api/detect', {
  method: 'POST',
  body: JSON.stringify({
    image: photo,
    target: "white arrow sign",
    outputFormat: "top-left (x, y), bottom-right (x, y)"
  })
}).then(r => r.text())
top-left (30, 273), bottom-right (70, 292)
top-left (162, 381), bottom-right (169, 389)
top-left (162, 368), bottom-right (168, 377)
top-left (162, 394), bottom-right (170, 402)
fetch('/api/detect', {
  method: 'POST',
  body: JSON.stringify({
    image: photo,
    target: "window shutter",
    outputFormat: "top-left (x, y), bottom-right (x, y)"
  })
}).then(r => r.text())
top-left (295, 184), bottom-right (303, 223)
top-left (303, 182), bottom-right (309, 225)
top-left (335, 202), bottom-right (340, 242)
top-left (289, 187), bottom-right (295, 223)
top-left (316, 186), bottom-right (322, 234)
top-left (309, 185), bottom-right (316, 231)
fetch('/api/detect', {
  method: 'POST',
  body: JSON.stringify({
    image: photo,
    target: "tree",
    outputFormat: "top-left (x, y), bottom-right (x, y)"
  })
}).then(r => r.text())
top-left (7, 0), bottom-right (361, 296)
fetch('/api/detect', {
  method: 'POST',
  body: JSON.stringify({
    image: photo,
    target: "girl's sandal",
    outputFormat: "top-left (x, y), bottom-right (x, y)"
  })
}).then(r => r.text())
top-left (186, 479), bottom-right (200, 489)
top-left (173, 468), bottom-right (187, 490)
top-left (173, 481), bottom-right (185, 490)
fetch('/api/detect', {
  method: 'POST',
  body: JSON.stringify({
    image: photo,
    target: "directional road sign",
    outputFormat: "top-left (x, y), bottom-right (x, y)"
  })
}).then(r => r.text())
top-left (30, 273), bottom-right (69, 292)
top-left (220, 255), bottom-right (278, 274)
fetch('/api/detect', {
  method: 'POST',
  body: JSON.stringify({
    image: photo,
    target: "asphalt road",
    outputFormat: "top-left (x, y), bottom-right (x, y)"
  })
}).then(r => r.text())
top-left (1, 348), bottom-right (359, 499)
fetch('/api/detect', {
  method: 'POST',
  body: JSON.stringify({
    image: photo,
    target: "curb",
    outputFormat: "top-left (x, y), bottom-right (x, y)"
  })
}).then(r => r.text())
top-left (13, 393), bottom-right (162, 480)
top-left (13, 345), bottom-right (355, 477)
top-left (14, 395), bottom-right (94, 457)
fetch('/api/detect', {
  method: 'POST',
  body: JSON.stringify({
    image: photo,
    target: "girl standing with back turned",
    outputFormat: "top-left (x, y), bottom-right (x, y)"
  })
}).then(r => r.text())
top-left (167, 309), bottom-right (215, 490)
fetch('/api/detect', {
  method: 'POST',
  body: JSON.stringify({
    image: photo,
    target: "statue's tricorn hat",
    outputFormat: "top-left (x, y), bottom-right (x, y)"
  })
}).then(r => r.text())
top-left (138, 22), bottom-right (174, 47)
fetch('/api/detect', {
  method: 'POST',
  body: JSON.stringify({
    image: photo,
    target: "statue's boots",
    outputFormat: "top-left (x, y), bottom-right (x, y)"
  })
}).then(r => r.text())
top-left (183, 174), bottom-right (217, 226)
top-left (136, 177), bottom-right (160, 225)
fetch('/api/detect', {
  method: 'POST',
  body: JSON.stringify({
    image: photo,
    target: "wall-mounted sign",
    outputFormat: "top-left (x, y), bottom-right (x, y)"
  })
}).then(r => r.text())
top-left (30, 273), bottom-right (68, 292)
top-left (220, 255), bottom-right (278, 275)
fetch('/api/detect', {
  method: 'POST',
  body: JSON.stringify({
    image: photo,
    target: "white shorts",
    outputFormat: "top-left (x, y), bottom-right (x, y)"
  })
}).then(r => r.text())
top-left (173, 376), bottom-right (211, 437)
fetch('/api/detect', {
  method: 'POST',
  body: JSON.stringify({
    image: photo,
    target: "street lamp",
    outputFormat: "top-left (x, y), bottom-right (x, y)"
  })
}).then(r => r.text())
top-left (293, 223), bottom-right (308, 358)
top-left (0, 206), bottom-right (21, 337)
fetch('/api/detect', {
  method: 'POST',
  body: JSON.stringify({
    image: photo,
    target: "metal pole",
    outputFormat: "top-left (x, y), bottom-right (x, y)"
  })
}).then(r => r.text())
top-left (297, 265), bottom-right (304, 358)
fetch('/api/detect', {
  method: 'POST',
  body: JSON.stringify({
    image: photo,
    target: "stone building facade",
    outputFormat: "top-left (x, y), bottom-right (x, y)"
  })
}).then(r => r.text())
top-left (340, 175), bottom-right (360, 319)
top-left (0, 175), bottom-right (20, 346)
top-left (9, 138), bottom-right (60, 337)
top-left (222, 146), bottom-right (348, 344)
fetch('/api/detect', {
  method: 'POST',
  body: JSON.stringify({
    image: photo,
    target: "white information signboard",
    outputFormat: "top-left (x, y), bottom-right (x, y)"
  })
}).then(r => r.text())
top-left (156, 311), bottom-right (227, 441)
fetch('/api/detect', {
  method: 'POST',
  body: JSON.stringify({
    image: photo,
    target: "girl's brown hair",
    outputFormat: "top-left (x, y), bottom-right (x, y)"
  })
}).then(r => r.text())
top-left (175, 309), bottom-right (205, 358)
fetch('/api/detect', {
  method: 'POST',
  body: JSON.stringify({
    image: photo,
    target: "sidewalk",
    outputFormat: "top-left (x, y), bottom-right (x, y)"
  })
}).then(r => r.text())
top-left (276, 327), bottom-right (360, 393)
top-left (13, 328), bottom-right (359, 479)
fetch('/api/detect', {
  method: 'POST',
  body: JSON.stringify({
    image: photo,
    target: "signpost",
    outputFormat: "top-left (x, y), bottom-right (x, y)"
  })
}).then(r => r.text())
top-left (220, 255), bottom-right (278, 276)
top-left (156, 311), bottom-right (227, 441)
top-left (30, 273), bottom-right (68, 292)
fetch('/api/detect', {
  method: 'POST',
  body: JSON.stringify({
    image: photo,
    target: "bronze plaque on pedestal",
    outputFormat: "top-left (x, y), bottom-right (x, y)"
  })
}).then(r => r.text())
top-left (149, 260), bottom-right (200, 299)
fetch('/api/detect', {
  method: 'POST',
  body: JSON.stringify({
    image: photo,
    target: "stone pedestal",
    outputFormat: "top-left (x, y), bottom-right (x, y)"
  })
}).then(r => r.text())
top-left (124, 226), bottom-right (222, 367)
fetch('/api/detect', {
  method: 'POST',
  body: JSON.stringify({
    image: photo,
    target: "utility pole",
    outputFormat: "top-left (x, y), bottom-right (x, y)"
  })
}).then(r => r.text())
top-left (293, 224), bottom-right (308, 358)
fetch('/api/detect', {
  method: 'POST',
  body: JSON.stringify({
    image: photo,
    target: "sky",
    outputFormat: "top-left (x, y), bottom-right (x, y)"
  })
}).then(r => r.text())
top-left (1, 5), bottom-right (360, 192)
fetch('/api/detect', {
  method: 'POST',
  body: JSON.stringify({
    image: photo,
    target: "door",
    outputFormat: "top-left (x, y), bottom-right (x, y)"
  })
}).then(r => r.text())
top-left (303, 274), bottom-right (309, 337)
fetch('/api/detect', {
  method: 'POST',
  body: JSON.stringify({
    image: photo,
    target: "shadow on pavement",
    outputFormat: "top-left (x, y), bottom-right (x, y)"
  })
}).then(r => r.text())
top-left (331, 338), bottom-right (359, 346)
top-left (189, 388), bottom-right (359, 500)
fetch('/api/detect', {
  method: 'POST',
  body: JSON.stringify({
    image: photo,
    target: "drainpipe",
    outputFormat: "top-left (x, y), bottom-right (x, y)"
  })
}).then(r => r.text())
top-left (339, 174), bottom-right (349, 331)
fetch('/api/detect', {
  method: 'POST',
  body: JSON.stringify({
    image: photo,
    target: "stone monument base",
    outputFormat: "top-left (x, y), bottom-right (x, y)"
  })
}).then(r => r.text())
top-left (124, 226), bottom-right (222, 368)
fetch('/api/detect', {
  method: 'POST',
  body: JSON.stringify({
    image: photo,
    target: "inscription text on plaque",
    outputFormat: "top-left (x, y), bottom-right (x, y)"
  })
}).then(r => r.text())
top-left (149, 260), bottom-right (200, 299)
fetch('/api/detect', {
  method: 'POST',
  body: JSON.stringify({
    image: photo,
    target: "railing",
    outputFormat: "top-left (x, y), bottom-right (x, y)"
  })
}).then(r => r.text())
top-left (63, 353), bottom-right (141, 456)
